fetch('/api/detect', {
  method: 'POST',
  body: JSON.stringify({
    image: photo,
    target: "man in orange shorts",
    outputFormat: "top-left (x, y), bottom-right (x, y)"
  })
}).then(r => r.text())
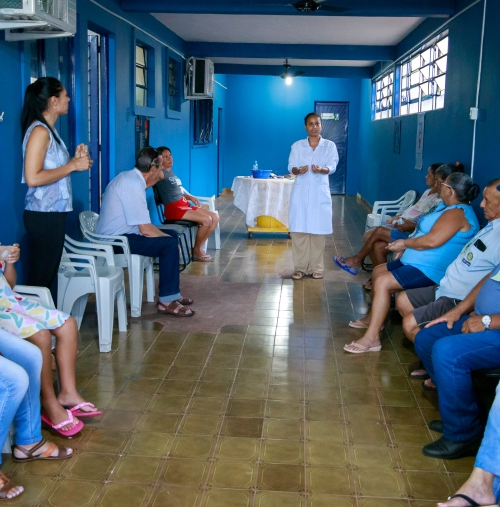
top-left (155, 146), bottom-right (219, 262)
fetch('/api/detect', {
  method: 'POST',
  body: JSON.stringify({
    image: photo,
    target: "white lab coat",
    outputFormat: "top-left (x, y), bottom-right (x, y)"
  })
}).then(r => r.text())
top-left (288, 136), bottom-right (339, 234)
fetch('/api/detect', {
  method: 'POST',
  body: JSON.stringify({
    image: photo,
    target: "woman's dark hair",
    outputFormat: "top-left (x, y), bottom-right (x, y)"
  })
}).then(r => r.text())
top-left (21, 77), bottom-right (64, 144)
top-left (447, 172), bottom-right (481, 203)
top-left (429, 162), bottom-right (444, 175)
top-left (435, 163), bottom-right (457, 181)
top-left (304, 112), bottom-right (321, 125)
top-left (157, 146), bottom-right (171, 154)
top-left (135, 147), bottom-right (161, 172)
top-left (452, 161), bottom-right (465, 173)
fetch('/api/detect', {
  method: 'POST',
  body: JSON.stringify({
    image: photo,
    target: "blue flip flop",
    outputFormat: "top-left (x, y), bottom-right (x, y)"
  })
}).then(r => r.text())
top-left (333, 256), bottom-right (359, 276)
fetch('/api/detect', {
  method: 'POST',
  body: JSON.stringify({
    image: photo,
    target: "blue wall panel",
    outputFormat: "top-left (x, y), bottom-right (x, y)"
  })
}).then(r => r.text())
top-left (221, 74), bottom-right (362, 195)
top-left (0, 37), bottom-right (28, 280)
top-left (357, 2), bottom-right (485, 212)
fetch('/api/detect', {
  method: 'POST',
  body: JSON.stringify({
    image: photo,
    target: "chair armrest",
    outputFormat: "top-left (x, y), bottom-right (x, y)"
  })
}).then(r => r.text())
top-left (81, 230), bottom-right (130, 255)
top-left (64, 236), bottom-right (116, 266)
top-left (13, 285), bottom-right (55, 308)
top-left (372, 197), bottom-right (404, 215)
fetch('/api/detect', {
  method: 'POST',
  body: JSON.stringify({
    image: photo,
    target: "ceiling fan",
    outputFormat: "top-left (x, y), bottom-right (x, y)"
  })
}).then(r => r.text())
top-left (280, 59), bottom-right (304, 84)
top-left (288, 0), bottom-right (349, 13)
top-left (280, 59), bottom-right (304, 80)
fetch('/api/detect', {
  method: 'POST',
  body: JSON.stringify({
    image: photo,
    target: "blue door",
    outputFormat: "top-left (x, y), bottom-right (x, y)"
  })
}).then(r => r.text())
top-left (314, 101), bottom-right (348, 194)
top-left (88, 30), bottom-right (110, 212)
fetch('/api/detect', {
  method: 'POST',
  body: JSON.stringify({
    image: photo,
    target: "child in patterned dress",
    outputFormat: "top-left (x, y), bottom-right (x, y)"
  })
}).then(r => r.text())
top-left (0, 244), bottom-right (101, 437)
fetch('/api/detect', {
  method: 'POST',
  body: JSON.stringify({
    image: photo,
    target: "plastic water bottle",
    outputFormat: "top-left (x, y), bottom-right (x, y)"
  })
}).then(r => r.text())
top-left (253, 161), bottom-right (258, 171)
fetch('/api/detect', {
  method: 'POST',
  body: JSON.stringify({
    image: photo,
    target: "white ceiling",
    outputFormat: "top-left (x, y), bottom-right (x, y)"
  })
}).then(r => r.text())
top-left (153, 14), bottom-right (425, 46)
top-left (208, 57), bottom-right (376, 67)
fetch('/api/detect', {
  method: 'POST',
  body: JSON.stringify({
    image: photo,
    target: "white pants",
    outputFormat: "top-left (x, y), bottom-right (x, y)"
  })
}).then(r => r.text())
top-left (291, 233), bottom-right (325, 274)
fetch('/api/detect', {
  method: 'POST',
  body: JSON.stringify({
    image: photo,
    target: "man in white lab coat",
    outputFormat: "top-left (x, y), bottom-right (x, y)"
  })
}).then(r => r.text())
top-left (288, 113), bottom-right (339, 280)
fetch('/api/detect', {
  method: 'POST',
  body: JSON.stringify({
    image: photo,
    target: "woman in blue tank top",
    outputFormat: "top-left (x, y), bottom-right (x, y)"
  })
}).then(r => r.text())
top-left (345, 172), bottom-right (481, 354)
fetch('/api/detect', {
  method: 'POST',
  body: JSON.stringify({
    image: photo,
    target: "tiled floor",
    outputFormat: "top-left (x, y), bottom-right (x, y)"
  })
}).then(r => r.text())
top-left (2, 195), bottom-right (477, 507)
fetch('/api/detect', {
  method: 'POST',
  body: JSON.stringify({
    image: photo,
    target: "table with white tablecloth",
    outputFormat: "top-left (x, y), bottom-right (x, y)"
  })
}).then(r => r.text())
top-left (231, 176), bottom-right (295, 236)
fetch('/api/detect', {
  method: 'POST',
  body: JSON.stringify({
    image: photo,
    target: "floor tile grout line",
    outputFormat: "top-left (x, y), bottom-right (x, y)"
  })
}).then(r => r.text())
top-left (196, 326), bottom-right (251, 507)
top-left (326, 280), bottom-right (363, 507)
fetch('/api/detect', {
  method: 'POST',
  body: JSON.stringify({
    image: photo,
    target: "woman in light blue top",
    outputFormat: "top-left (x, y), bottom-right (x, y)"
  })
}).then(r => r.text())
top-left (344, 172), bottom-right (480, 354)
top-left (21, 77), bottom-right (92, 292)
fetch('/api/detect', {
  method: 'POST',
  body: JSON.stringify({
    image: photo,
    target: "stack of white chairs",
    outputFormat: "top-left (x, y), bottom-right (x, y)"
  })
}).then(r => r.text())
top-left (79, 211), bottom-right (155, 318)
top-left (58, 235), bottom-right (127, 353)
top-left (365, 190), bottom-right (417, 231)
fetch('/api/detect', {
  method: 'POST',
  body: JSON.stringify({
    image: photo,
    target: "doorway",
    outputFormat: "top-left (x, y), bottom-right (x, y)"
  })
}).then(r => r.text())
top-left (87, 29), bottom-right (110, 212)
top-left (217, 107), bottom-right (224, 196)
top-left (315, 101), bottom-right (349, 194)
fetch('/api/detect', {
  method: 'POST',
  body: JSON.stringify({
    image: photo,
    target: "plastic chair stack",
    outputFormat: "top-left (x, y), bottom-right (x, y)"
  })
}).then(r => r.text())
top-left (79, 211), bottom-right (155, 318)
top-left (57, 235), bottom-right (127, 353)
top-left (365, 190), bottom-right (417, 231)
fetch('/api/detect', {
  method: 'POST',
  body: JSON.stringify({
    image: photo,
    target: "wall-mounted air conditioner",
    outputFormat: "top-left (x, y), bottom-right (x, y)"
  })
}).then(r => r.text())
top-left (184, 57), bottom-right (214, 100)
top-left (0, 0), bottom-right (76, 40)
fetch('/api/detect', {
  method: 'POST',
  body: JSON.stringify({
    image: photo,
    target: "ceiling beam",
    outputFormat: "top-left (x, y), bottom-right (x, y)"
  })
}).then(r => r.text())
top-left (186, 42), bottom-right (395, 62)
top-left (214, 63), bottom-right (372, 78)
top-left (120, 0), bottom-right (455, 17)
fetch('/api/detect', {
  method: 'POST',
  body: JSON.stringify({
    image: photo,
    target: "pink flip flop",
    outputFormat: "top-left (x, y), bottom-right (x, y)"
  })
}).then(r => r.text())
top-left (66, 402), bottom-right (102, 418)
top-left (41, 410), bottom-right (84, 438)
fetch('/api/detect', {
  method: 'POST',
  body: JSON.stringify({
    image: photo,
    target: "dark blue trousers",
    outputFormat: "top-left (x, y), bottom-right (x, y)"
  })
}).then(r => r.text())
top-left (124, 233), bottom-right (181, 302)
top-left (415, 317), bottom-right (500, 441)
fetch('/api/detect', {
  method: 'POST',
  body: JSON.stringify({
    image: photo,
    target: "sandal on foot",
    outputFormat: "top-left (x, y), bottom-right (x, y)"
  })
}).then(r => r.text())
top-left (333, 256), bottom-right (359, 275)
top-left (422, 379), bottom-right (437, 392)
top-left (193, 254), bottom-right (213, 262)
top-left (363, 278), bottom-right (372, 290)
top-left (177, 296), bottom-right (194, 306)
top-left (65, 402), bottom-right (102, 418)
top-left (343, 341), bottom-right (382, 354)
top-left (12, 438), bottom-right (72, 463)
top-left (158, 300), bottom-right (195, 317)
top-left (292, 271), bottom-right (304, 280)
top-left (0, 471), bottom-right (23, 500)
top-left (445, 493), bottom-right (497, 507)
top-left (348, 319), bottom-right (369, 329)
top-left (348, 319), bottom-right (384, 331)
top-left (41, 410), bottom-right (84, 438)
top-left (312, 272), bottom-right (323, 279)
top-left (409, 368), bottom-right (430, 380)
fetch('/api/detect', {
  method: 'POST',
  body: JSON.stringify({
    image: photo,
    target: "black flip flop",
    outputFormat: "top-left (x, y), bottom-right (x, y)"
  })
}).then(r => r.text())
top-left (446, 493), bottom-right (497, 507)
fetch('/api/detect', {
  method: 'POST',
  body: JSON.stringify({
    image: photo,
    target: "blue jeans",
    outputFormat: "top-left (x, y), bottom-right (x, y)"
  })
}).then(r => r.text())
top-left (476, 382), bottom-right (500, 501)
top-left (124, 233), bottom-right (181, 303)
top-left (0, 331), bottom-right (43, 465)
top-left (415, 317), bottom-right (500, 441)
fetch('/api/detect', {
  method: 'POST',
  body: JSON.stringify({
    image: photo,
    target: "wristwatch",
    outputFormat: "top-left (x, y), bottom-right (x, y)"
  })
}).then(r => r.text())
top-left (481, 315), bottom-right (492, 330)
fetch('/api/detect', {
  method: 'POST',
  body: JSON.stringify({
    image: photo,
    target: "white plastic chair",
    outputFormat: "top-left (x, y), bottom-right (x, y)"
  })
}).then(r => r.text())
top-left (57, 235), bottom-right (127, 353)
top-left (79, 211), bottom-right (155, 317)
top-left (179, 185), bottom-right (221, 250)
top-left (365, 190), bottom-right (417, 231)
top-left (1, 285), bottom-right (56, 454)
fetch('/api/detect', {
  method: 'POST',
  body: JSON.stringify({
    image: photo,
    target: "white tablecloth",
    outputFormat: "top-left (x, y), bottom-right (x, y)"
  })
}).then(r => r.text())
top-left (231, 176), bottom-right (295, 228)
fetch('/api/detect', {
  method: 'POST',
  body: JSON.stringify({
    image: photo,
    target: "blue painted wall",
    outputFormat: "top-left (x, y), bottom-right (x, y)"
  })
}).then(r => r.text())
top-left (356, 1), bottom-right (499, 224)
top-left (0, 0), bottom-right (223, 282)
top-left (220, 74), bottom-right (362, 195)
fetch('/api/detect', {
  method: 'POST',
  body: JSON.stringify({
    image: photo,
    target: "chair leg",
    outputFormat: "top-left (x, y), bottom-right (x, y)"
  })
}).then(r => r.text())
top-left (96, 286), bottom-right (114, 353)
top-left (69, 294), bottom-right (89, 330)
top-left (129, 255), bottom-right (145, 318)
top-left (214, 223), bottom-right (221, 250)
top-left (117, 286), bottom-right (127, 332)
top-left (178, 234), bottom-right (188, 272)
top-left (145, 261), bottom-right (155, 302)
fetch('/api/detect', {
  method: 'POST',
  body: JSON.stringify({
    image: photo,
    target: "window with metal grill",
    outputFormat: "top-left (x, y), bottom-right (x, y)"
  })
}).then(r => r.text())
top-left (372, 71), bottom-right (394, 120)
top-left (400, 32), bottom-right (448, 116)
